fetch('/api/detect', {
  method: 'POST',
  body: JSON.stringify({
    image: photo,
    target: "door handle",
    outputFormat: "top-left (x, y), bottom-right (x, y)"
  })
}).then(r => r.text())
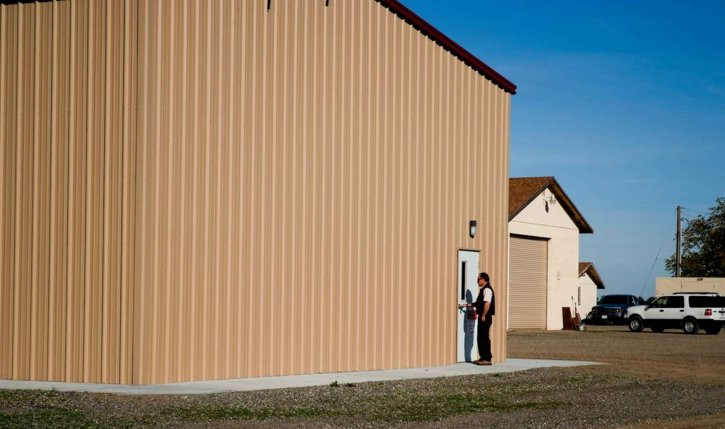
top-left (679, 309), bottom-right (684, 312)
top-left (659, 309), bottom-right (664, 312)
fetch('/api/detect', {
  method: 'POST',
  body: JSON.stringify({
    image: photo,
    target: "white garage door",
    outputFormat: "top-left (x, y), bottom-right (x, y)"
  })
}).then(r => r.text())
top-left (509, 235), bottom-right (548, 329)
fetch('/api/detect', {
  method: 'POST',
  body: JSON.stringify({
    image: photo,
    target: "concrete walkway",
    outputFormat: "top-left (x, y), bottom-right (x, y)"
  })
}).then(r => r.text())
top-left (0, 358), bottom-right (600, 395)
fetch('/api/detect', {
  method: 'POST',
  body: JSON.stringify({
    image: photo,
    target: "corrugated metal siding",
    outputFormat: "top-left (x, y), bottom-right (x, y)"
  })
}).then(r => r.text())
top-left (1, 0), bottom-right (510, 384)
top-left (0, 0), bottom-right (137, 383)
top-left (131, 0), bottom-right (510, 383)
top-left (509, 235), bottom-right (548, 330)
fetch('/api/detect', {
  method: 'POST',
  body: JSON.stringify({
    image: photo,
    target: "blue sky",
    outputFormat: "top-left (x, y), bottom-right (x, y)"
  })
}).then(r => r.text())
top-left (403, 0), bottom-right (725, 297)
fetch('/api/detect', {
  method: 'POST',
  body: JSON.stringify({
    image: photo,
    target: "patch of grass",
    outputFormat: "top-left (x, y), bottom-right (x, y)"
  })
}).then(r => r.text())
top-left (0, 408), bottom-right (103, 429)
top-left (150, 403), bottom-right (339, 424)
top-left (0, 390), bottom-right (137, 429)
top-left (0, 388), bottom-right (61, 401)
top-left (129, 385), bottom-right (567, 425)
top-left (357, 391), bottom-right (566, 422)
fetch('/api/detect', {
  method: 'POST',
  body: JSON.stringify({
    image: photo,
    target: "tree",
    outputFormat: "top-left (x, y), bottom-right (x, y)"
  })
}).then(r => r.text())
top-left (665, 197), bottom-right (725, 277)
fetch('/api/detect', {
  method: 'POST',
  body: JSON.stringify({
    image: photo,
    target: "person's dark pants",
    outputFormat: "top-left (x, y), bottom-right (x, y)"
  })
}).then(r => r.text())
top-left (477, 318), bottom-right (493, 361)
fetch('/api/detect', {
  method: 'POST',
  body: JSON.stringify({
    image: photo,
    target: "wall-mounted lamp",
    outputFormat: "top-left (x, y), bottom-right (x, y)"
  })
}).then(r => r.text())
top-left (543, 192), bottom-right (556, 205)
top-left (543, 192), bottom-right (556, 212)
top-left (469, 220), bottom-right (477, 238)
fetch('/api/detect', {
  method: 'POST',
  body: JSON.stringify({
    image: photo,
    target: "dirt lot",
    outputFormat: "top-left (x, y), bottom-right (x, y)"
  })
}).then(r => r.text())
top-left (507, 325), bottom-right (725, 428)
top-left (1, 325), bottom-right (723, 428)
top-left (509, 324), bottom-right (725, 384)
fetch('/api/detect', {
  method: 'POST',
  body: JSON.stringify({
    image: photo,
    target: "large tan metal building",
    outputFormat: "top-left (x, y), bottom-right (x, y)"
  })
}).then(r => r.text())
top-left (1, 0), bottom-right (515, 384)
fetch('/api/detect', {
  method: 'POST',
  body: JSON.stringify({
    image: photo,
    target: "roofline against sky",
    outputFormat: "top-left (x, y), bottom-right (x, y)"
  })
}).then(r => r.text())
top-left (509, 177), bottom-right (595, 234)
top-left (0, 0), bottom-right (518, 93)
top-left (377, 0), bottom-right (517, 94)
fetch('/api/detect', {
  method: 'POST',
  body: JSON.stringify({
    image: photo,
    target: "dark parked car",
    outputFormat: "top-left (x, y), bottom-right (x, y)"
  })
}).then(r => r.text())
top-left (587, 294), bottom-right (644, 324)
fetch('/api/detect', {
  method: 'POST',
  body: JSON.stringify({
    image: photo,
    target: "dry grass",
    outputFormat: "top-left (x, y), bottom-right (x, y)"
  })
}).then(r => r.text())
top-left (614, 412), bottom-right (725, 429)
top-left (508, 324), bottom-right (725, 385)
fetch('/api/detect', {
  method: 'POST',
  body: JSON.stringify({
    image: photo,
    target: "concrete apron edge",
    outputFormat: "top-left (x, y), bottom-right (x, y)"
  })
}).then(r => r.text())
top-left (0, 358), bottom-right (602, 395)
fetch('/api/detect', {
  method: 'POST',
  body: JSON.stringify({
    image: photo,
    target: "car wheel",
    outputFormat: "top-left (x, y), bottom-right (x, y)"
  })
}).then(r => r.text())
top-left (682, 317), bottom-right (699, 335)
top-left (628, 316), bottom-right (643, 332)
top-left (651, 326), bottom-right (665, 333)
top-left (704, 326), bottom-right (721, 335)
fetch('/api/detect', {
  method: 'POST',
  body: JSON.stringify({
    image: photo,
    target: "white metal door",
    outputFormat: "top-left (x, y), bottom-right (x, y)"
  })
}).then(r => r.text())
top-left (457, 250), bottom-right (480, 362)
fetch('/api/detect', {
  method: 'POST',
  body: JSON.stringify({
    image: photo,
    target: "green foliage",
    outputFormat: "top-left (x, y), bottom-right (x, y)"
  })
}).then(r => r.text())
top-left (665, 197), bottom-right (725, 277)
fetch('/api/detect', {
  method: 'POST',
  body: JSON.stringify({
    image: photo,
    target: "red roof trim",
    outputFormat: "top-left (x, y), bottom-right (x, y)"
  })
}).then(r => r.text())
top-left (376, 0), bottom-right (517, 95)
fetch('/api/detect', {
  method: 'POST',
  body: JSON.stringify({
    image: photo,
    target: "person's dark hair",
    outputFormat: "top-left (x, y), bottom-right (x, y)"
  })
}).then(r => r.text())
top-left (479, 272), bottom-right (490, 282)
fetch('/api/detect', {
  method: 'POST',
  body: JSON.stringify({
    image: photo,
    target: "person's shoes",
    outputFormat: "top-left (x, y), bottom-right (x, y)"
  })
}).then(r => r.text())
top-left (479, 360), bottom-right (492, 366)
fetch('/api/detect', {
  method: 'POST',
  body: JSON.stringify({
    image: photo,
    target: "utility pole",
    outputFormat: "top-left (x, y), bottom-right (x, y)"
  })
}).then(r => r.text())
top-left (676, 205), bottom-right (682, 277)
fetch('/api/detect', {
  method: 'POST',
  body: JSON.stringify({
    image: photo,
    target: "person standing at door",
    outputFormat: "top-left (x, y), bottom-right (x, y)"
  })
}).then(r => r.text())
top-left (473, 272), bottom-right (495, 365)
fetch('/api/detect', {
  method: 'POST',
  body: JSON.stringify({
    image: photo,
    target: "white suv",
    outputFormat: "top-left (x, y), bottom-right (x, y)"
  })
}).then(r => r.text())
top-left (627, 293), bottom-right (725, 335)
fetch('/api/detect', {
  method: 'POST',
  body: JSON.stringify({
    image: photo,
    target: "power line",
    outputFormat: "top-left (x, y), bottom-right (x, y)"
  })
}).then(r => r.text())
top-left (681, 206), bottom-right (710, 218)
top-left (638, 240), bottom-right (664, 298)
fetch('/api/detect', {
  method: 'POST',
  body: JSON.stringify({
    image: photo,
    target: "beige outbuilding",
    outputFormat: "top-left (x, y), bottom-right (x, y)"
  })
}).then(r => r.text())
top-left (577, 262), bottom-right (605, 319)
top-left (508, 177), bottom-right (595, 330)
top-left (656, 277), bottom-right (725, 296)
top-left (0, 0), bottom-right (514, 384)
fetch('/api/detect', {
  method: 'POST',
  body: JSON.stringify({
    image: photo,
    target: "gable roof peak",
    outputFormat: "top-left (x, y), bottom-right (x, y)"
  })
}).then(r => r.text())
top-left (508, 176), bottom-right (593, 234)
top-left (579, 262), bottom-right (605, 289)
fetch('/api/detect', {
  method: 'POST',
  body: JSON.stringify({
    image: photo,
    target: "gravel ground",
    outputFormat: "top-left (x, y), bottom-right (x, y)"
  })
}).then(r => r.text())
top-left (1, 326), bottom-right (723, 428)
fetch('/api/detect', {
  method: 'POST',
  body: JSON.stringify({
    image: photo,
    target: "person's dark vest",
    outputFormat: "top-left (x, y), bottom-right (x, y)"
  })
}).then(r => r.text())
top-left (484, 284), bottom-right (496, 316)
top-left (474, 284), bottom-right (496, 317)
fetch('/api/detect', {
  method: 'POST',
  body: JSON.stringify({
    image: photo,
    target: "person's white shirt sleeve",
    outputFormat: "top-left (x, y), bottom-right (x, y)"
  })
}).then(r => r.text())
top-left (483, 288), bottom-right (492, 303)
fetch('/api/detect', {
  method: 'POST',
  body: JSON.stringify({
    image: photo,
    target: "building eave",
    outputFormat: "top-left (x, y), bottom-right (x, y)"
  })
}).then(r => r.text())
top-left (376, 0), bottom-right (517, 95)
top-left (509, 177), bottom-right (594, 234)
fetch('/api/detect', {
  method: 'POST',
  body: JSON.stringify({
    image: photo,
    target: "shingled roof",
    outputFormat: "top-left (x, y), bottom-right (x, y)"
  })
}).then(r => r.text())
top-left (509, 177), bottom-right (593, 233)
top-left (579, 262), bottom-right (605, 289)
